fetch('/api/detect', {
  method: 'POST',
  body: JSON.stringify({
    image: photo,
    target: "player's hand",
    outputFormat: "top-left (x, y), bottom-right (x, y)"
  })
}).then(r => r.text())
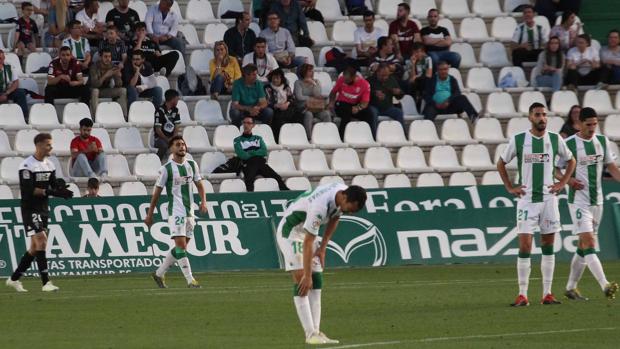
top-left (144, 215), bottom-right (153, 228)
top-left (568, 178), bottom-right (585, 190)
top-left (314, 248), bottom-right (326, 268)
top-left (298, 274), bottom-right (313, 296)
top-left (199, 202), bottom-right (208, 215)
top-left (508, 185), bottom-right (526, 197)
top-left (548, 182), bottom-right (565, 194)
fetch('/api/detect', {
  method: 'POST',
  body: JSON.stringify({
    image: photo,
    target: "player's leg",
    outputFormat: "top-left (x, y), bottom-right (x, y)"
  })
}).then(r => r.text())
top-left (512, 201), bottom-right (536, 306)
top-left (539, 197), bottom-right (561, 304)
top-left (565, 204), bottom-right (589, 300)
top-left (291, 269), bottom-right (321, 343)
top-left (6, 226), bottom-right (37, 292)
top-left (180, 234), bottom-right (200, 288)
top-left (175, 217), bottom-right (198, 287)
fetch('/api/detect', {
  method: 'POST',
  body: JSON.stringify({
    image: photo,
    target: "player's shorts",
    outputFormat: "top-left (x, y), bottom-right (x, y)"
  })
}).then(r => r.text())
top-left (167, 215), bottom-right (196, 239)
top-left (568, 204), bottom-right (603, 235)
top-left (22, 210), bottom-right (49, 236)
top-left (276, 219), bottom-right (323, 273)
top-left (516, 197), bottom-right (561, 234)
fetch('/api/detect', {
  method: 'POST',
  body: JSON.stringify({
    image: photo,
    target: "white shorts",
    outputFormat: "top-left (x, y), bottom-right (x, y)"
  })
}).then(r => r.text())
top-left (569, 204), bottom-right (603, 235)
top-left (276, 219), bottom-right (323, 272)
top-left (516, 197), bottom-right (561, 234)
top-left (167, 215), bottom-right (196, 239)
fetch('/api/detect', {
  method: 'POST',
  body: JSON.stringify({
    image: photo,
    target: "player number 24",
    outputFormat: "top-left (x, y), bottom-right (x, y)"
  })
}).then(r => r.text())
top-left (175, 216), bottom-right (185, 225)
top-left (517, 209), bottom-right (528, 221)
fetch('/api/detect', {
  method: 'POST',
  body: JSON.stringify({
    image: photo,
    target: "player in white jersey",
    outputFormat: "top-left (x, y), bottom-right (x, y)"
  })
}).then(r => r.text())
top-left (498, 102), bottom-right (576, 307)
top-left (145, 135), bottom-right (208, 288)
top-left (557, 107), bottom-right (620, 300)
top-left (276, 183), bottom-right (367, 345)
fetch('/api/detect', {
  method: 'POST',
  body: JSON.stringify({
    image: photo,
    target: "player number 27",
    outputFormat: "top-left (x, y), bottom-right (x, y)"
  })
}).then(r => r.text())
top-left (517, 209), bottom-right (528, 221)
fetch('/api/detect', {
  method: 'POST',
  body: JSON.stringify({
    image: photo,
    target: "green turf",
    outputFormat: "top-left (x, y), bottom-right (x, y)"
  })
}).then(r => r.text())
top-left (2, 262), bottom-right (620, 349)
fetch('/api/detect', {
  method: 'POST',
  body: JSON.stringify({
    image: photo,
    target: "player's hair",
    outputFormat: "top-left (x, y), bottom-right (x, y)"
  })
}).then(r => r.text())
top-left (363, 10), bottom-right (375, 19)
top-left (344, 185), bottom-right (367, 209)
top-left (87, 177), bottom-right (99, 189)
top-left (608, 29), bottom-right (620, 37)
top-left (69, 19), bottom-right (82, 29)
top-left (343, 65), bottom-right (358, 78)
top-left (235, 11), bottom-right (249, 25)
top-left (577, 33), bottom-right (591, 46)
top-left (134, 21), bottom-right (147, 30)
top-left (579, 107), bottom-right (598, 121)
top-left (243, 63), bottom-right (258, 75)
top-left (59, 45), bottom-right (72, 53)
top-left (377, 36), bottom-right (390, 51)
top-left (132, 49), bottom-right (145, 58)
top-left (398, 2), bottom-right (410, 12)
top-left (522, 4), bottom-right (534, 12)
top-left (106, 25), bottom-right (118, 32)
top-left (243, 115), bottom-right (255, 124)
top-left (165, 89), bottom-right (180, 102)
top-left (34, 133), bottom-right (52, 145)
top-left (79, 118), bottom-right (94, 128)
top-left (428, 8), bottom-right (439, 16)
top-left (412, 42), bottom-right (425, 52)
top-left (267, 11), bottom-right (279, 19)
top-left (21, 2), bottom-right (33, 9)
top-left (255, 37), bottom-right (267, 46)
top-left (437, 60), bottom-right (449, 67)
top-left (99, 47), bottom-right (112, 55)
top-left (168, 135), bottom-right (185, 148)
top-left (529, 102), bottom-right (546, 114)
top-left (84, 0), bottom-right (98, 9)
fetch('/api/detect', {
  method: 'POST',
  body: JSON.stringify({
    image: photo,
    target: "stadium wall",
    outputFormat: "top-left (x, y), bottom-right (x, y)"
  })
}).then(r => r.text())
top-left (1, 184), bottom-right (620, 277)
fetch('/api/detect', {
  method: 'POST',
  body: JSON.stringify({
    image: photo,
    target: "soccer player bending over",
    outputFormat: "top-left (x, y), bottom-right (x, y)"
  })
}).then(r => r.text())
top-left (558, 107), bottom-right (619, 300)
top-left (276, 183), bottom-right (367, 344)
top-left (145, 135), bottom-right (208, 288)
top-left (497, 102), bottom-right (576, 306)
top-left (6, 133), bottom-right (73, 293)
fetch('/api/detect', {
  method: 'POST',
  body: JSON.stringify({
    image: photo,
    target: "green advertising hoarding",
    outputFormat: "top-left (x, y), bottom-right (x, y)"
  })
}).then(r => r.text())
top-left (1, 183), bottom-right (620, 277)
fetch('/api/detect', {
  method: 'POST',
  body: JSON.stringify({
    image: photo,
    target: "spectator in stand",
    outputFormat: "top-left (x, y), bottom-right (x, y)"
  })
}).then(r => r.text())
top-left (0, 50), bottom-right (28, 121)
top-left (209, 41), bottom-right (242, 100)
top-left (230, 64), bottom-right (273, 127)
top-left (353, 10), bottom-right (385, 66)
top-left (70, 118), bottom-right (107, 178)
top-left (123, 49), bottom-right (163, 108)
top-left (242, 37), bottom-right (279, 83)
top-left (259, 11), bottom-right (305, 68)
top-left (90, 47), bottom-right (128, 117)
top-left (345, 0), bottom-right (368, 16)
top-left (145, 0), bottom-right (185, 54)
top-left (133, 21), bottom-right (179, 77)
top-left (69, 0), bottom-right (85, 19)
top-left (84, 177), bottom-right (101, 197)
top-left (45, 46), bottom-right (90, 104)
top-left (270, 0), bottom-right (310, 46)
top-left (62, 20), bottom-right (92, 71)
top-left (423, 61), bottom-right (478, 122)
top-left (369, 36), bottom-right (404, 79)
top-left (329, 66), bottom-right (373, 137)
top-left (46, 0), bottom-right (70, 47)
top-left (224, 12), bottom-right (256, 61)
top-left (560, 105), bottom-right (581, 138)
top-left (421, 9), bottom-right (460, 68)
top-left (533, 36), bottom-right (565, 92)
top-left (99, 25), bottom-right (127, 67)
top-left (234, 116), bottom-right (289, 192)
top-left (75, 0), bottom-right (106, 47)
top-left (264, 68), bottom-right (301, 141)
top-left (368, 63), bottom-right (405, 131)
top-left (601, 29), bottom-right (620, 85)
top-left (549, 10), bottom-right (580, 51)
top-left (511, 5), bottom-right (549, 67)
top-left (388, 2), bottom-right (421, 60)
top-left (153, 89), bottom-right (181, 160)
top-left (294, 63), bottom-right (332, 138)
top-left (404, 43), bottom-right (433, 108)
top-left (14, 2), bottom-right (39, 58)
top-left (566, 34), bottom-right (603, 88)
top-left (106, 0), bottom-right (141, 44)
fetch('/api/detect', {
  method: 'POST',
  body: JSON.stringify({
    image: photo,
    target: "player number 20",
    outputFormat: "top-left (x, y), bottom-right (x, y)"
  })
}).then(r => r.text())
top-left (517, 209), bottom-right (528, 221)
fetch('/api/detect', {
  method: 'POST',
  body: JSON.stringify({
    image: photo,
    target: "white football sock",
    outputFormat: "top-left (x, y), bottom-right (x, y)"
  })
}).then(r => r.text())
top-left (585, 253), bottom-right (609, 290)
top-left (155, 250), bottom-right (176, 278)
top-left (294, 296), bottom-right (316, 338)
top-left (177, 257), bottom-right (194, 283)
top-left (308, 289), bottom-right (322, 332)
top-left (541, 254), bottom-right (555, 296)
top-left (566, 253), bottom-right (586, 290)
top-left (517, 257), bottom-right (531, 297)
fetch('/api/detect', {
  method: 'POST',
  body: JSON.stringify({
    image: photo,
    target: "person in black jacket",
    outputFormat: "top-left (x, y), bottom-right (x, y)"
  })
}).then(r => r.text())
top-left (422, 61), bottom-right (478, 122)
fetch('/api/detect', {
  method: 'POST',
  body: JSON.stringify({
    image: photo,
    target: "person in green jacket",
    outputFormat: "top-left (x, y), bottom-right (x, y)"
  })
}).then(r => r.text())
top-left (233, 116), bottom-right (289, 192)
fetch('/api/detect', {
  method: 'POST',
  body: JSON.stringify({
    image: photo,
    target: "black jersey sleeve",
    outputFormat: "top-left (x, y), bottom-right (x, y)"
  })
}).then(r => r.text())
top-left (18, 168), bottom-right (36, 198)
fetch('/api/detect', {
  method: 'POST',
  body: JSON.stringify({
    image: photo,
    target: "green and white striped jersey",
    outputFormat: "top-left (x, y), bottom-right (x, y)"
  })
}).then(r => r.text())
top-left (280, 183), bottom-right (347, 238)
top-left (563, 133), bottom-right (616, 206)
top-left (155, 159), bottom-right (202, 217)
top-left (502, 130), bottom-right (572, 203)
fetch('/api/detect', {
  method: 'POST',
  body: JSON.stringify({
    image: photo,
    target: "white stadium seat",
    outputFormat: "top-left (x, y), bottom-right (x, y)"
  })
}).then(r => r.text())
top-left (106, 154), bottom-right (137, 181)
top-left (491, 16), bottom-right (517, 41)
top-left (481, 171), bottom-right (503, 185)
top-left (486, 92), bottom-right (519, 118)
top-left (474, 0), bottom-right (506, 17)
top-left (397, 146), bottom-right (433, 173)
top-left (91, 128), bottom-right (118, 154)
top-left (96, 102), bottom-right (129, 127)
top-left (295, 47), bottom-right (316, 66)
top-left (449, 172), bottom-right (477, 186)
top-left (331, 148), bottom-right (368, 176)
top-left (506, 117), bottom-right (531, 138)
top-left (319, 176), bottom-right (345, 186)
top-left (416, 173), bottom-right (444, 187)
top-left (344, 122), bottom-right (377, 148)
top-left (280, 123), bottom-right (313, 150)
top-left (378, 0), bottom-right (400, 19)
top-left (254, 178), bottom-right (280, 192)
top-left (450, 43), bottom-right (480, 68)
top-left (494, 143), bottom-right (517, 170)
top-left (186, 0), bottom-right (216, 24)
top-left (119, 181), bottom-right (148, 196)
top-left (129, 0), bottom-right (148, 20)
top-left (547, 116), bottom-right (564, 133)
top-left (213, 125), bottom-right (240, 152)
top-left (462, 144), bottom-right (496, 171)
top-left (299, 149), bottom-right (335, 176)
top-left (0, 157), bottom-right (24, 184)
top-left (364, 147), bottom-right (401, 175)
top-left (351, 175), bottom-right (380, 189)
top-left (441, 119), bottom-right (477, 145)
top-left (15, 129), bottom-right (39, 155)
top-left (314, 71), bottom-right (333, 97)
top-left (128, 101), bottom-right (156, 127)
top-left (517, 91), bottom-right (547, 115)
top-left (200, 152), bottom-right (229, 176)
top-left (29, 103), bottom-right (62, 129)
top-left (331, 20), bottom-right (357, 44)
top-left (400, 94), bottom-right (422, 120)
top-left (479, 42), bottom-right (511, 67)
top-left (315, 0), bottom-right (347, 20)
top-left (466, 67), bottom-right (500, 93)
top-left (474, 117), bottom-right (507, 143)
top-left (550, 90), bottom-right (579, 115)
top-left (429, 145), bottom-right (466, 172)
top-left (190, 49), bottom-right (214, 75)
top-left (50, 129), bottom-right (74, 156)
top-left (217, 0), bottom-right (243, 19)
top-left (311, 122), bottom-right (347, 149)
top-left (411, 0), bottom-right (436, 18)
top-left (308, 22), bottom-right (334, 46)
top-left (267, 150), bottom-right (303, 177)
top-left (583, 90), bottom-right (618, 115)
top-left (498, 66), bottom-right (530, 91)
top-left (604, 114), bottom-right (620, 141)
top-left (114, 127), bottom-right (149, 154)
top-left (204, 23), bottom-right (228, 46)
top-left (219, 179), bottom-right (247, 193)
top-left (377, 121), bottom-right (410, 147)
top-left (98, 182), bottom-right (115, 196)
top-left (63, 103), bottom-right (92, 128)
top-left (134, 154), bottom-right (161, 181)
top-left (194, 99), bottom-right (227, 126)
top-left (441, 0), bottom-right (470, 19)
top-left (409, 120), bottom-right (444, 146)
top-left (0, 104), bottom-right (27, 130)
top-left (0, 184), bottom-right (14, 199)
top-left (252, 124), bottom-right (282, 150)
top-left (383, 174), bottom-right (412, 188)
top-left (438, 18), bottom-right (458, 40)
top-left (25, 52), bottom-right (52, 75)
top-left (286, 177), bottom-right (312, 191)
top-left (460, 17), bottom-right (491, 43)
top-left (0, 130), bottom-right (16, 157)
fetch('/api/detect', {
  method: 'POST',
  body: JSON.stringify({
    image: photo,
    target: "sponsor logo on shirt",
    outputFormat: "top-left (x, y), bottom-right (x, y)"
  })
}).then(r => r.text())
top-left (524, 153), bottom-right (550, 163)
top-left (174, 175), bottom-right (192, 185)
top-left (579, 154), bottom-right (603, 166)
top-left (36, 172), bottom-right (51, 182)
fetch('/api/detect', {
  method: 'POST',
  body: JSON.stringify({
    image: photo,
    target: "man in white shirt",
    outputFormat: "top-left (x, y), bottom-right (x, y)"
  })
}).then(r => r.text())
top-left (75, 0), bottom-right (105, 47)
top-left (242, 37), bottom-right (279, 82)
top-left (510, 5), bottom-right (549, 67)
top-left (353, 10), bottom-right (384, 66)
top-left (145, 0), bottom-right (185, 54)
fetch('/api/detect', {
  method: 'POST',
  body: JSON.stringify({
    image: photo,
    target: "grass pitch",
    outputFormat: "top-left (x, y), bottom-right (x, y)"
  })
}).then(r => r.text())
top-left (2, 262), bottom-right (620, 349)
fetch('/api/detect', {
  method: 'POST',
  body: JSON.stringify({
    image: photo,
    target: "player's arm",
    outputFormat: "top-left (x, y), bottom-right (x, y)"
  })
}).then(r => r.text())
top-left (144, 186), bottom-right (163, 228)
top-left (497, 160), bottom-right (525, 197)
top-left (607, 162), bottom-right (620, 182)
top-left (550, 157), bottom-right (576, 193)
top-left (315, 216), bottom-right (339, 268)
top-left (19, 169), bottom-right (45, 197)
top-left (554, 167), bottom-right (583, 189)
top-left (194, 179), bottom-right (208, 215)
